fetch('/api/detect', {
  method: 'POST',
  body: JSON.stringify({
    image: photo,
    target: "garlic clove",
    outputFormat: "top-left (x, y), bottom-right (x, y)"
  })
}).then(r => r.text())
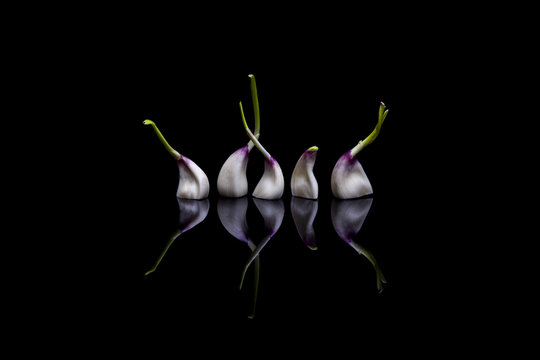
top-left (291, 146), bottom-right (319, 199)
top-left (331, 151), bottom-right (373, 199)
top-left (176, 156), bottom-right (210, 200)
top-left (143, 119), bottom-right (210, 200)
top-left (252, 157), bottom-right (285, 200)
top-left (217, 146), bottom-right (250, 197)
top-left (290, 197), bottom-right (318, 250)
top-left (330, 102), bottom-right (388, 200)
top-left (217, 75), bottom-right (261, 198)
top-left (238, 82), bottom-right (284, 200)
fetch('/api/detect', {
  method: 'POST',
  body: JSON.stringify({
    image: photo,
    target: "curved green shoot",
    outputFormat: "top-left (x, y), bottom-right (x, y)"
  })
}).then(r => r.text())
top-left (240, 102), bottom-right (272, 160)
top-left (351, 102), bottom-right (389, 156)
top-left (143, 119), bottom-right (182, 160)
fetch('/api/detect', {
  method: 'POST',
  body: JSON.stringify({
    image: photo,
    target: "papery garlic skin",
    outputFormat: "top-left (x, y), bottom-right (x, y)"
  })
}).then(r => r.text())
top-left (252, 157), bottom-right (284, 200)
top-left (177, 156), bottom-right (210, 200)
top-left (291, 146), bottom-right (319, 199)
top-left (331, 151), bottom-right (373, 199)
top-left (217, 146), bottom-right (250, 197)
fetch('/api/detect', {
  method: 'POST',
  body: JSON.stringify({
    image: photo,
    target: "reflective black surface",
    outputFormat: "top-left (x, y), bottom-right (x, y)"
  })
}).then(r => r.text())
top-left (117, 190), bottom-right (420, 324)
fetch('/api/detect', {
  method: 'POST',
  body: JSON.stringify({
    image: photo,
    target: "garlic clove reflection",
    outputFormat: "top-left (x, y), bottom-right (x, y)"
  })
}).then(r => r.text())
top-left (290, 197), bottom-right (318, 250)
top-left (239, 198), bottom-right (285, 289)
top-left (217, 196), bottom-right (250, 243)
top-left (331, 198), bottom-right (386, 292)
top-left (145, 198), bottom-right (210, 276)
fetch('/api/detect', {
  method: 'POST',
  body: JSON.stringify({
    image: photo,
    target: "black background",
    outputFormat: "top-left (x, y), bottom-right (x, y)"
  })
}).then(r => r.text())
top-left (93, 39), bottom-right (467, 338)
top-left (15, 4), bottom-right (527, 354)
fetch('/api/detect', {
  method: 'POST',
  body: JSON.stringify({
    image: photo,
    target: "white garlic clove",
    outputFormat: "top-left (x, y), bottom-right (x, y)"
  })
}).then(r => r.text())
top-left (252, 157), bottom-right (284, 200)
top-left (330, 102), bottom-right (388, 200)
top-left (217, 146), bottom-right (250, 197)
top-left (143, 119), bottom-right (210, 200)
top-left (176, 156), bottom-right (210, 200)
top-left (217, 74), bottom-right (260, 198)
top-left (331, 151), bottom-right (373, 199)
top-left (291, 146), bottom-right (319, 199)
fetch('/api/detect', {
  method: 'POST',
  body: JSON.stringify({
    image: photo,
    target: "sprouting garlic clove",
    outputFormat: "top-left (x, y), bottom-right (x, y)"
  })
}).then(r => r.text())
top-left (331, 151), bottom-right (373, 199)
top-left (143, 119), bottom-right (210, 200)
top-left (239, 101), bottom-right (284, 200)
top-left (217, 74), bottom-right (261, 198)
top-left (176, 156), bottom-right (210, 200)
top-left (252, 157), bottom-right (284, 200)
top-left (217, 146), bottom-right (250, 197)
top-left (291, 146), bottom-right (319, 199)
top-left (330, 102), bottom-right (388, 199)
